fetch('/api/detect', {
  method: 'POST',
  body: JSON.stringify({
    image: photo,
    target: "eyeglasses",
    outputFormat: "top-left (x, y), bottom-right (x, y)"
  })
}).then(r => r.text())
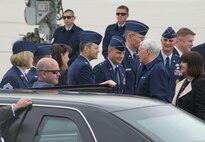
top-left (62, 16), bottom-right (74, 19)
top-left (116, 13), bottom-right (127, 16)
top-left (39, 70), bottom-right (61, 74)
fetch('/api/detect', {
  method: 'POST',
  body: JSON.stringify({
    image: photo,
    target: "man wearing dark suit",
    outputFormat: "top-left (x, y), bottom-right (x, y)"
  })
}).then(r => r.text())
top-left (102, 5), bottom-right (129, 59)
top-left (94, 35), bottom-right (126, 94)
top-left (122, 20), bottom-right (149, 95)
top-left (0, 98), bottom-right (32, 142)
top-left (159, 27), bottom-right (183, 102)
top-left (67, 31), bottom-right (116, 87)
top-left (51, 9), bottom-right (83, 65)
top-left (191, 43), bottom-right (205, 68)
top-left (173, 27), bottom-right (196, 57)
top-left (0, 98), bottom-right (32, 121)
top-left (136, 39), bottom-right (170, 102)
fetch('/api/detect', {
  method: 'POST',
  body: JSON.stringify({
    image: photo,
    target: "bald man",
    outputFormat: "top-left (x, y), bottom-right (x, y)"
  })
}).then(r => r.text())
top-left (32, 58), bottom-right (61, 88)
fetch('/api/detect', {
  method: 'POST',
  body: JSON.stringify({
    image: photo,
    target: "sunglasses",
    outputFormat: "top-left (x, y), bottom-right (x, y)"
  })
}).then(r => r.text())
top-left (62, 16), bottom-right (74, 19)
top-left (39, 70), bottom-right (61, 74)
top-left (116, 13), bottom-right (127, 16)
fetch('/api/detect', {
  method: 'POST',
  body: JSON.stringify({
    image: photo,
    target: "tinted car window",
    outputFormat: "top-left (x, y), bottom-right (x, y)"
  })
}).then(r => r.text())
top-left (34, 116), bottom-right (83, 142)
top-left (114, 105), bottom-right (205, 142)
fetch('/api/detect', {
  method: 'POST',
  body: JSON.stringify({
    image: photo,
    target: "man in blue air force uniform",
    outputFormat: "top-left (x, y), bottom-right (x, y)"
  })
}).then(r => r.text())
top-left (136, 39), bottom-right (170, 102)
top-left (158, 27), bottom-right (182, 101)
top-left (122, 20), bottom-right (149, 95)
top-left (94, 35), bottom-right (126, 94)
top-left (67, 31), bottom-right (102, 85)
top-left (27, 44), bottom-right (52, 86)
top-left (67, 31), bottom-right (117, 87)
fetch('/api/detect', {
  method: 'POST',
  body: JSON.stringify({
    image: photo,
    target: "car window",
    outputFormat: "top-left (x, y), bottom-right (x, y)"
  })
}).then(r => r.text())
top-left (114, 105), bottom-right (205, 142)
top-left (34, 116), bottom-right (83, 142)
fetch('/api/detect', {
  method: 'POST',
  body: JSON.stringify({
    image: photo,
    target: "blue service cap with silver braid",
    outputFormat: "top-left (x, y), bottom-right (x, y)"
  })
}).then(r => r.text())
top-left (125, 20), bottom-right (149, 36)
top-left (162, 27), bottom-right (176, 39)
top-left (79, 30), bottom-right (102, 45)
top-left (109, 35), bottom-right (126, 51)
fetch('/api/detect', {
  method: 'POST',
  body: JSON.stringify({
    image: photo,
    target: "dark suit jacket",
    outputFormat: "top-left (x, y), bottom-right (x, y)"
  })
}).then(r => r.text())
top-left (121, 48), bottom-right (139, 95)
top-left (57, 69), bottom-right (68, 86)
top-left (172, 77), bottom-right (205, 121)
top-left (67, 55), bottom-right (95, 85)
top-left (136, 57), bottom-right (170, 102)
top-left (0, 65), bottom-right (32, 89)
top-left (27, 67), bottom-right (38, 85)
top-left (93, 59), bottom-right (126, 94)
top-left (191, 43), bottom-right (205, 68)
top-left (52, 24), bottom-right (83, 65)
top-left (0, 106), bottom-right (13, 121)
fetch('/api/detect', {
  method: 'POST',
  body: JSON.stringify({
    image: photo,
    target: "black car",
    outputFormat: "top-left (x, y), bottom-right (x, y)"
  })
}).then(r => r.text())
top-left (1, 90), bottom-right (205, 142)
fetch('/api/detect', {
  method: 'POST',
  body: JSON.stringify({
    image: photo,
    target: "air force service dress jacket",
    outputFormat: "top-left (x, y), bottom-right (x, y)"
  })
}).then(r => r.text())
top-left (0, 65), bottom-right (31, 89)
top-left (93, 59), bottom-right (126, 94)
top-left (121, 48), bottom-right (139, 95)
top-left (67, 55), bottom-right (95, 85)
top-left (158, 52), bottom-right (182, 101)
top-left (27, 67), bottom-right (38, 85)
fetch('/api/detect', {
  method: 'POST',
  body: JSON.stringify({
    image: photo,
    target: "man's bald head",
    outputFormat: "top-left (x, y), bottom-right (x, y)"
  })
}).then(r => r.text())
top-left (36, 57), bottom-right (61, 85)
top-left (36, 57), bottom-right (59, 71)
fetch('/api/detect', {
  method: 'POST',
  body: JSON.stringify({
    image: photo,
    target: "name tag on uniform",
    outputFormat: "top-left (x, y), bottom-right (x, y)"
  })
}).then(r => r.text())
top-left (125, 68), bottom-right (131, 71)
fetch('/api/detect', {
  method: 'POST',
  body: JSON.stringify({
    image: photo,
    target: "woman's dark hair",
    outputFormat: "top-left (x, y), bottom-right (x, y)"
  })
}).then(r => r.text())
top-left (52, 44), bottom-right (72, 68)
top-left (181, 51), bottom-right (204, 77)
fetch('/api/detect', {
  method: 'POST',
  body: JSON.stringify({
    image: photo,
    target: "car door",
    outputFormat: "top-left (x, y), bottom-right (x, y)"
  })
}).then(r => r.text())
top-left (14, 105), bottom-right (96, 142)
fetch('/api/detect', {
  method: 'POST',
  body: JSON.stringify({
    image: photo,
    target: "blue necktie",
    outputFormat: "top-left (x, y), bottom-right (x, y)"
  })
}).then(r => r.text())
top-left (115, 66), bottom-right (120, 85)
top-left (133, 53), bottom-right (137, 69)
top-left (133, 53), bottom-right (137, 61)
top-left (165, 57), bottom-right (170, 70)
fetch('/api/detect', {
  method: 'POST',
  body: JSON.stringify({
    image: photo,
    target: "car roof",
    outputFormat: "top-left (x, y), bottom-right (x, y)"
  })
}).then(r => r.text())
top-left (0, 90), bottom-right (167, 112)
